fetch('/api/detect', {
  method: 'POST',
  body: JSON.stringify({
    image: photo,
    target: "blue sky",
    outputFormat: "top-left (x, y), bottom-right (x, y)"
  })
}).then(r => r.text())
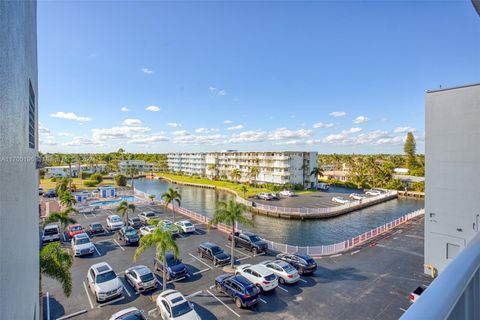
top-left (38, 1), bottom-right (480, 154)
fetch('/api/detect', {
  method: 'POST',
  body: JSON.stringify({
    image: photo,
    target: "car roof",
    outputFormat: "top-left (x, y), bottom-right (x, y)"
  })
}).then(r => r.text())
top-left (232, 275), bottom-right (254, 287)
top-left (110, 307), bottom-right (140, 319)
top-left (272, 260), bottom-right (290, 267)
top-left (69, 224), bottom-right (82, 228)
top-left (91, 262), bottom-right (113, 274)
top-left (90, 222), bottom-right (102, 226)
top-left (295, 253), bottom-right (312, 260)
top-left (74, 233), bottom-right (89, 239)
top-left (129, 265), bottom-right (151, 276)
top-left (108, 214), bottom-right (121, 219)
top-left (44, 224), bottom-right (59, 229)
top-left (177, 220), bottom-right (191, 224)
top-left (246, 264), bottom-right (271, 275)
top-left (200, 241), bottom-right (220, 249)
top-left (242, 231), bottom-right (255, 236)
top-left (160, 290), bottom-right (187, 306)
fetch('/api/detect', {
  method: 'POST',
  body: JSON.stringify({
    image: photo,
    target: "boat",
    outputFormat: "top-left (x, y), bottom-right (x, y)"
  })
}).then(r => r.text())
top-left (349, 193), bottom-right (365, 200)
top-left (332, 196), bottom-right (350, 204)
top-left (317, 183), bottom-right (330, 191)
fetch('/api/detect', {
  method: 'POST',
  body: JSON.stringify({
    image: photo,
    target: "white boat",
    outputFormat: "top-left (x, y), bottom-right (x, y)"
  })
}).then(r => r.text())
top-left (317, 183), bottom-right (330, 191)
top-left (279, 190), bottom-right (295, 197)
top-left (332, 196), bottom-right (350, 204)
top-left (349, 193), bottom-right (365, 200)
top-left (365, 189), bottom-right (382, 196)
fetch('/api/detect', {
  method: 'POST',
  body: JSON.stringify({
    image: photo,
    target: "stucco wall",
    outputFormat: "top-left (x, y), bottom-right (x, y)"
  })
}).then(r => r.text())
top-left (0, 1), bottom-right (39, 319)
top-left (425, 84), bottom-right (480, 274)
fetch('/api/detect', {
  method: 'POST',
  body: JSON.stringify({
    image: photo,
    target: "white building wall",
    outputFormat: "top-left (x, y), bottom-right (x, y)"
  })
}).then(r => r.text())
top-left (0, 1), bottom-right (40, 318)
top-left (425, 83), bottom-right (480, 275)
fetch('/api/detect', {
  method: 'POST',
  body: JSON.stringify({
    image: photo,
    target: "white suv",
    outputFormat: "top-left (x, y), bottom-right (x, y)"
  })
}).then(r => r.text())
top-left (156, 289), bottom-right (201, 320)
top-left (42, 224), bottom-right (61, 243)
top-left (87, 262), bottom-right (123, 302)
top-left (71, 233), bottom-right (95, 256)
top-left (106, 215), bottom-right (124, 231)
top-left (236, 264), bottom-right (278, 292)
top-left (175, 220), bottom-right (195, 234)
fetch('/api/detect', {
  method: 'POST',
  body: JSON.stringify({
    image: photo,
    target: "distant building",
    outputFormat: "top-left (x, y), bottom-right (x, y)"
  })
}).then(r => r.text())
top-left (119, 160), bottom-right (156, 174)
top-left (44, 164), bottom-right (106, 178)
top-left (322, 170), bottom-right (349, 181)
top-left (424, 83), bottom-right (480, 275)
top-left (0, 1), bottom-right (40, 318)
top-left (167, 151), bottom-right (317, 187)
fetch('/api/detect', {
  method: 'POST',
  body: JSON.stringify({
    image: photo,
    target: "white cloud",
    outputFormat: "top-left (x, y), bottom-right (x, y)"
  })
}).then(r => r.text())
top-left (195, 128), bottom-right (220, 133)
top-left (128, 134), bottom-right (169, 144)
top-left (63, 137), bottom-right (101, 147)
top-left (324, 133), bottom-right (349, 143)
top-left (173, 134), bottom-right (226, 145)
top-left (40, 140), bottom-right (57, 146)
top-left (172, 130), bottom-right (190, 136)
top-left (209, 86), bottom-right (227, 97)
top-left (353, 116), bottom-right (369, 124)
top-left (50, 111), bottom-right (92, 122)
top-left (228, 131), bottom-right (268, 143)
top-left (393, 126), bottom-right (416, 133)
top-left (223, 120), bottom-right (233, 124)
top-left (91, 126), bottom-right (150, 142)
top-left (268, 128), bottom-right (313, 141)
top-left (228, 128), bottom-right (313, 144)
top-left (167, 122), bottom-right (182, 128)
top-left (122, 119), bottom-right (142, 126)
top-left (313, 122), bottom-right (334, 129)
top-left (121, 107), bottom-right (129, 112)
top-left (344, 127), bottom-right (362, 134)
top-left (145, 106), bottom-right (160, 112)
top-left (141, 68), bottom-right (154, 74)
top-left (58, 132), bottom-right (72, 137)
top-left (227, 124), bottom-right (244, 131)
top-left (329, 111), bottom-right (346, 117)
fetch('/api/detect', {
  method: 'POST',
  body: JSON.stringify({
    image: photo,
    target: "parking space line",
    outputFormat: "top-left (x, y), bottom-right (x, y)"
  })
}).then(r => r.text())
top-left (237, 256), bottom-right (250, 262)
top-left (186, 290), bottom-right (203, 298)
top-left (121, 282), bottom-right (132, 297)
top-left (147, 308), bottom-right (158, 316)
top-left (167, 276), bottom-right (186, 284)
top-left (56, 309), bottom-right (88, 320)
top-left (259, 297), bottom-right (267, 304)
top-left (194, 230), bottom-right (202, 235)
top-left (400, 307), bottom-right (407, 312)
top-left (97, 295), bottom-right (125, 308)
top-left (193, 268), bottom-right (210, 276)
top-left (188, 253), bottom-right (213, 269)
top-left (299, 278), bottom-right (308, 283)
top-left (113, 239), bottom-right (125, 251)
top-left (46, 292), bottom-right (50, 320)
top-left (224, 245), bottom-right (252, 258)
top-left (93, 244), bottom-right (101, 256)
top-left (82, 281), bottom-right (95, 309)
top-left (206, 290), bottom-right (241, 318)
top-left (277, 285), bottom-right (289, 293)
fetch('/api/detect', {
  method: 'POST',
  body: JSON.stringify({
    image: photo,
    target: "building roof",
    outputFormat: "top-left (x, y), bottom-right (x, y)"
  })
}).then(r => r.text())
top-left (426, 82), bottom-right (480, 93)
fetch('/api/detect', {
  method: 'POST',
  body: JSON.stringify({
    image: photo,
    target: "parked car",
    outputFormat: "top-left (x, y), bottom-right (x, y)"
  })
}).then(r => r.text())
top-left (153, 252), bottom-right (188, 281)
top-left (235, 264), bottom-right (278, 292)
top-left (349, 193), bottom-right (366, 200)
top-left (43, 189), bottom-right (57, 198)
top-left (87, 222), bottom-right (105, 236)
top-left (269, 193), bottom-right (280, 200)
top-left (215, 274), bottom-right (260, 308)
top-left (127, 216), bottom-right (143, 229)
top-left (198, 242), bottom-right (231, 266)
top-left (279, 190), bottom-right (295, 197)
top-left (118, 226), bottom-right (140, 245)
top-left (316, 183), bottom-right (330, 191)
top-left (256, 193), bottom-right (273, 201)
top-left (66, 224), bottom-right (85, 238)
top-left (261, 260), bottom-right (300, 284)
top-left (87, 262), bottom-right (123, 302)
top-left (124, 265), bottom-right (158, 293)
top-left (139, 225), bottom-right (156, 237)
top-left (42, 224), bottom-right (61, 243)
top-left (71, 233), bottom-right (95, 256)
top-left (276, 253), bottom-right (317, 275)
top-left (156, 289), bottom-right (201, 320)
top-left (175, 220), bottom-right (195, 234)
top-left (366, 189), bottom-right (383, 196)
top-left (138, 211), bottom-right (156, 224)
top-left (109, 307), bottom-right (146, 320)
top-left (228, 231), bottom-right (268, 254)
top-left (410, 285), bottom-right (428, 303)
top-left (38, 187), bottom-right (44, 195)
top-left (106, 215), bottom-right (124, 231)
top-left (332, 196), bottom-right (350, 204)
top-left (161, 220), bottom-right (180, 237)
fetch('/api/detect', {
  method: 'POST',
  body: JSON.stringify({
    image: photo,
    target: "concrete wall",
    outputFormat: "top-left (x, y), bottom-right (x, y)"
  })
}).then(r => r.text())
top-left (0, 1), bottom-right (39, 319)
top-left (425, 83), bottom-right (480, 274)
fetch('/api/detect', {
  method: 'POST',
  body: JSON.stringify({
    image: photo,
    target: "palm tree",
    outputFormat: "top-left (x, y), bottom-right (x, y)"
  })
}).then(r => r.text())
top-left (241, 185), bottom-right (248, 198)
top-left (133, 222), bottom-right (179, 291)
top-left (43, 208), bottom-right (77, 231)
top-left (148, 194), bottom-right (155, 204)
top-left (116, 201), bottom-right (136, 224)
top-left (207, 164), bottom-right (218, 179)
top-left (59, 190), bottom-right (76, 208)
top-left (126, 165), bottom-right (139, 191)
top-left (64, 155), bottom-right (74, 190)
top-left (249, 166), bottom-right (260, 185)
top-left (230, 169), bottom-right (241, 183)
top-left (161, 188), bottom-right (181, 223)
top-left (310, 167), bottom-right (323, 188)
top-left (40, 242), bottom-right (73, 297)
top-left (208, 199), bottom-right (253, 268)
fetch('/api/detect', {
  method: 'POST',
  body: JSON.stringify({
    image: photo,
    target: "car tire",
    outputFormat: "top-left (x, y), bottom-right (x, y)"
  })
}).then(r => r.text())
top-left (252, 247), bottom-right (258, 255)
top-left (213, 259), bottom-right (217, 267)
top-left (95, 293), bottom-right (100, 303)
top-left (279, 277), bottom-right (285, 285)
top-left (215, 283), bottom-right (222, 293)
top-left (298, 267), bottom-right (304, 275)
top-left (198, 251), bottom-right (203, 258)
top-left (235, 297), bottom-right (243, 309)
top-left (256, 284), bottom-right (263, 292)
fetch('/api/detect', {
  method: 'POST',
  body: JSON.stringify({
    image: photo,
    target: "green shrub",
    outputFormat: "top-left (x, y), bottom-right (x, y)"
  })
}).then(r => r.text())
top-left (147, 218), bottom-right (160, 226)
top-left (410, 181), bottom-right (425, 192)
top-left (385, 179), bottom-right (405, 191)
top-left (83, 180), bottom-right (99, 187)
top-left (81, 172), bottom-right (91, 179)
top-left (50, 177), bottom-right (57, 182)
top-left (115, 174), bottom-right (127, 187)
top-left (90, 173), bottom-right (103, 183)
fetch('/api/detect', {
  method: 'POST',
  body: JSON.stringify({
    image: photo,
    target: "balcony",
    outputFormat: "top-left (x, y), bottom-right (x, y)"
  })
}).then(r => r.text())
top-left (401, 232), bottom-right (480, 320)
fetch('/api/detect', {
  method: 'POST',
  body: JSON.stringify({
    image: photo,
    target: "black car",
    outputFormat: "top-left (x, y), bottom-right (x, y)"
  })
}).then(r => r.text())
top-left (43, 189), bottom-right (57, 198)
top-left (198, 242), bottom-right (231, 266)
top-left (118, 226), bottom-right (140, 245)
top-left (87, 222), bottom-right (104, 236)
top-left (153, 252), bottom-right (188, 280)
top-left (128, 216), bottom-right (143, 229)
top-left (276, 253), bottom-right (317, 275)
top-left (215, 274), bottom-right (260, 309)
top-left (228, 231), bottom-right (268, 254)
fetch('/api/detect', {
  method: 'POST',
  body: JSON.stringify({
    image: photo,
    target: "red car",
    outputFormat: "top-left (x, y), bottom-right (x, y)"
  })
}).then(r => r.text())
top-left (67, 224), bottom-right (84, 238)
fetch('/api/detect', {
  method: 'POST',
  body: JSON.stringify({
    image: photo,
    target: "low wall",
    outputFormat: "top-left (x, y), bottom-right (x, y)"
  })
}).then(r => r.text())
top-left (398, 191), bottom-right (425, 199)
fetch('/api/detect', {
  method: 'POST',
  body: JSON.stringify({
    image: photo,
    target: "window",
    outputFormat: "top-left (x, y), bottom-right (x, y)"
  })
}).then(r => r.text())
top-left (28, 80), bottom-right (35, 148)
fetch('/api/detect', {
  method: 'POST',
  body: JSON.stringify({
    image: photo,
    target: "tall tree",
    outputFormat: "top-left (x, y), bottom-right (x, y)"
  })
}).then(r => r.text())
top-left (230, 169), bottom-right (242, 183)
top-left (208, 199), bottom-right (253, 268)
top-left (43, 208), bottom-right (77, 231)
top-left (116, 201), bottom-right (136, 224)
top-left (310, 167), bottom-right (323, 188)
top-left (63, 155), bottom-right (74, 190)
top-left (404, 132), bottom-right (417, 170)
top-left (161, 188), bottom-right (181, 223)
top-left (40, 243), bottom-right (73, 297)
top-left (59, 190), bottom-right (76, 208)
top-left (249, 166), bottom-right (260, 185)
top-left (133, 222), bottom-right (179, 291)
top-left (125, 165), bottom-right (139, 191)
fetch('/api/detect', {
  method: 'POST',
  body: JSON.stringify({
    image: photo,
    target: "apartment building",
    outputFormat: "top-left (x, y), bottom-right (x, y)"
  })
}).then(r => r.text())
top-left (44, 164), bottom-right (107, 178)
top-left (167, 151), bottom-right (318, 187)
top-left (0, 1), bottom-right (40, 318)
top-left (119, 160), bottom-right (156, 174)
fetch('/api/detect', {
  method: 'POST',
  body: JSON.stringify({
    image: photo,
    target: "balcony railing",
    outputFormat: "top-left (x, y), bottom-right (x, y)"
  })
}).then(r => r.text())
top-left (401, 232), bottom-right (480, 320)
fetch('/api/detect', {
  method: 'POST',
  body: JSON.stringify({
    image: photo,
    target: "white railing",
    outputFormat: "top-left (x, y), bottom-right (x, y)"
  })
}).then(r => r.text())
top-left (401, 231), bottom-right (480, 320)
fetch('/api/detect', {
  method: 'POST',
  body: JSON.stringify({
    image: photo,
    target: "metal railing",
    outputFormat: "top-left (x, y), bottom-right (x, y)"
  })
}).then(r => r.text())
top-left (401, 231), bottom-right (480, 320)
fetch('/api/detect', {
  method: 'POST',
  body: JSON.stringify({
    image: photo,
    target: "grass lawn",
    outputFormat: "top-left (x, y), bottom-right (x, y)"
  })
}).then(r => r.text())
top-left (156, 173), bottom-right (274, 198)
top-left (39, 178), bottom-right (116, 191)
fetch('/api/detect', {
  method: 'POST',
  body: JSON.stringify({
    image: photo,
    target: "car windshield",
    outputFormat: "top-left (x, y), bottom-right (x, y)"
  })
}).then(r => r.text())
top-left (126, 229), bottom-right (137, 236)
top-left (111, 217), bottom-right (121, 222)
top-left (96, 270), bottom-right (116, 283)
top-left (166, 256), bottom-right (181, 266)
top-left (245, 286), bottom-right (258, 296)
top-left (76, 238), bottom-right (90, 245)
top-left (171, 301), bottom-right (192, 318)
top-left (265, 274), bottom-right (276, 281)
top-left (146, 212), bottom-right (154, 217)
top-left (140, 272), bottom-right (154, 283)
top-left (211, 246), bottom-right (223, 254)
top-left (92, 224), bottom-right (102, 229)
top-left (282, 264), bottom-right (295, 272)
top-left (119, 313), bottom-right (146, 320)
top-left (72, 226), bottom-right (82, 231)
top-left (131, 218), bottom-right (140, 222)
top-left (184, 222), bottom-right (193, 227)
top-left (305, 258), bottom-right (316, 264)
top-left (249, 235), bottom-right (261, 242)
top-left (44, 228), bottom-right (58, 235)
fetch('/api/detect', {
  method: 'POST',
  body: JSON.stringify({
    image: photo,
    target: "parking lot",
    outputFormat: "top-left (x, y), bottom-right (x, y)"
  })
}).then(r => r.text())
top-left (42, 203), bottom-right (431, 320)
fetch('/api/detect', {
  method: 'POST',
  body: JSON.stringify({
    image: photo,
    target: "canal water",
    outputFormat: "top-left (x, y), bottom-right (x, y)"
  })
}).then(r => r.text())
top-left (135, 179), bottom-right (424, 246)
